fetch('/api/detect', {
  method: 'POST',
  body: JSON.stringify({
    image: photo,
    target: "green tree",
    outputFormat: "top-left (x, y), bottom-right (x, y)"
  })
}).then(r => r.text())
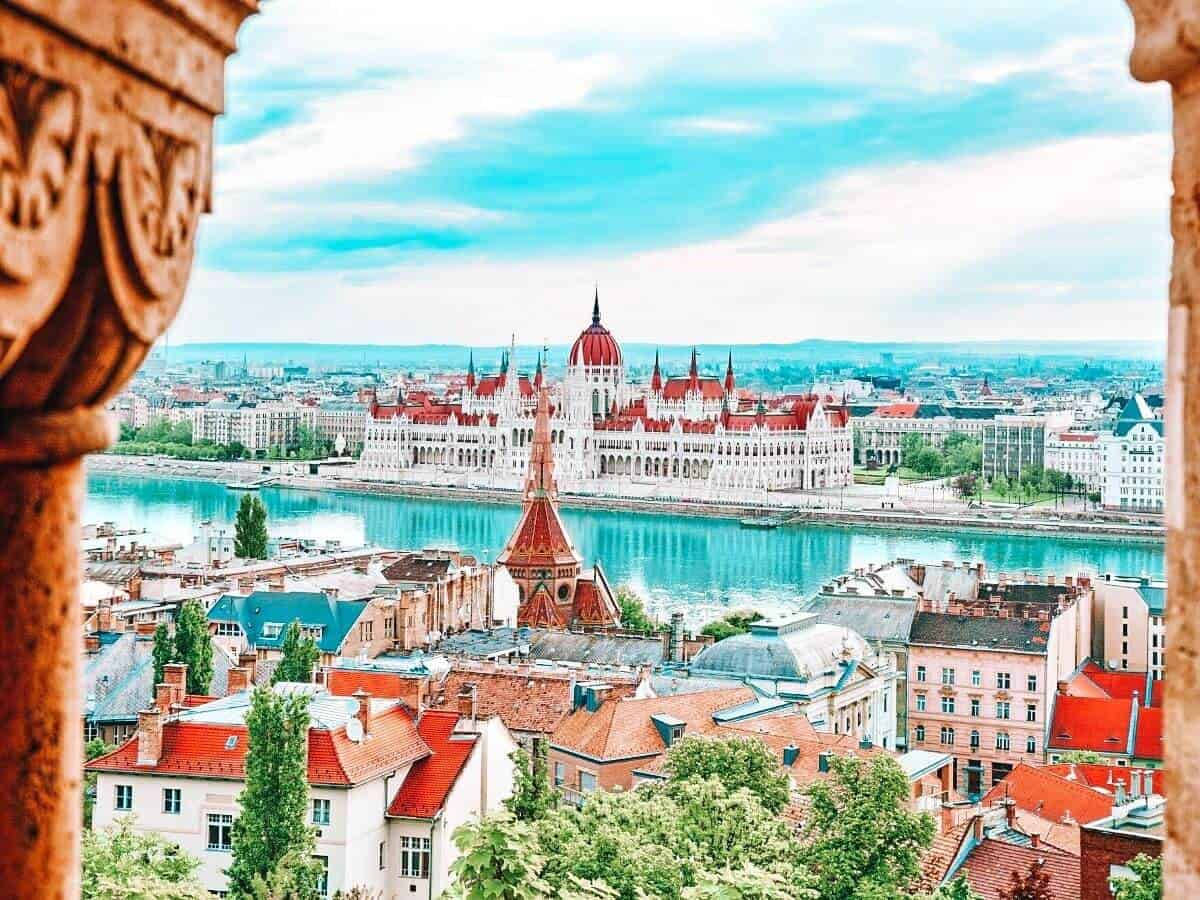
top-left (235, 494), bottom-right (270, 560)
top-left (1110, 854), bottom-right (1162, 900)
top-left (83, 738), bottom-right (114, 828)
top-left (683, 864), bottom-right (814, 900)
top-left (800, 754), bottom-right (935, 899)
top-left (999, 861), bottom-right (1052, 900)
top-left (900, 433), bottom-right (925, 470)
top-left (172, 600), bottom-right (213, 695)
top-left (247, 848), bottom-right (327, 900)
top-left (227, 687), bottom-right (314, 898)
top-left (920, 876), bottom-right (981, 900)
top-left (952, 473), bottom-right (978, 500)
top-left (992, 475), bottom-right (1010, 499)
top-left (1057, 750), bottom-right (1103, 764)
top-left (448, 813), bottom-right (550, 900)
top-left (82, 816), bottom-right (207, 900)
top-left (701, 610), bottom-right (763, 643)
top-left (152, 623), bottom-right (174, 687)
top-left (615, 586), bottom-right (656, 632)
top-left (505, 742), bottom-right (557, 822)
top-left (663, 735), bottom-right (790, 813)
top-left (273, 620), bottom-right (320, 684)
top-left (169, 420), bottom-right (193, 445)
top-left (912, 447), bottom-right (944, 477)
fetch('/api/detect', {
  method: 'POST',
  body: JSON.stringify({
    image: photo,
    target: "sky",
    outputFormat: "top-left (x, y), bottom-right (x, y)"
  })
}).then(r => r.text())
top-left (173, 1), bottom-right (1173, 347)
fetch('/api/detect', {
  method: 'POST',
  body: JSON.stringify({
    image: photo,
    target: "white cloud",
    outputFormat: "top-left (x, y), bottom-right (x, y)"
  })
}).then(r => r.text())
top-left (179, 133), bottom-right (1171, 345)
top-left (666, 116), bottom-right (771, 136)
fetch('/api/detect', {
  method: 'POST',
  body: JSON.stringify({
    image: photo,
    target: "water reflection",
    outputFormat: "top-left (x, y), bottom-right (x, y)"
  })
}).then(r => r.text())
top-left (86, 473), bottom-right (1167, 623)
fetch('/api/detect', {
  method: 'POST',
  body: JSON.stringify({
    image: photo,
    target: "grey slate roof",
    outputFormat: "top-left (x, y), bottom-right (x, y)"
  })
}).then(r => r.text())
top-left (802, 594), bottom-right (916, 644)
top-left (83, 633), bottom-right (233, 724)
top-left (909, 612), bottom-right (1050, 654)
top-left (207, 591), bottom-right (370, 654)
top-left (432, 626), bottom-right (664, 667)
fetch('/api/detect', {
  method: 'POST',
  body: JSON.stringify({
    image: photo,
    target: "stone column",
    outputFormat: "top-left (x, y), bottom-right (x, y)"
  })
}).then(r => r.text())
top-left (0, 0), bottom-right (255, 894)
top-left (1125, 3), bottom-right (1200, 895)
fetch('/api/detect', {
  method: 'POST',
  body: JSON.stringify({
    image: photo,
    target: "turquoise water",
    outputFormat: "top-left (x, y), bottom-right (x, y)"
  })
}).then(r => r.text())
top-left (85, 473), bottom-right (1166, 624)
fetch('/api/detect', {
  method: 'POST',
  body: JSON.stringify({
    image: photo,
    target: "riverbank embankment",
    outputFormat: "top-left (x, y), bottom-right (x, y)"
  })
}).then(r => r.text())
top-left (85, 454), bottom-right (1166, 545)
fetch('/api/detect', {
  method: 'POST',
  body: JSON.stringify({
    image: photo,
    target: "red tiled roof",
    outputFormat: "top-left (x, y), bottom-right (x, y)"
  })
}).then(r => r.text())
top-left (551, 687), bottom-right (754, 759)
top-left (1043, 763), bottom-right (1165, 797)
top-left (959, 839), bottom-right (1079, 900)
top-left (1134, 706), bottom-right (1163, 761)
top-left (661, 377), bottom-right (725, 401)
top-left (431, 670), bottom-right (630, 735)
top-left (387, 710), bottom-right (477, 818)
top-left (86, 704), bottom-right (430, 786)
top-left (1053, 432), bottom-right (1098, 443)
top-left (1047, 695), bottom-right (1133, 755)
top-left (499, 499), bottom-right (579, 571)
top-left (327, 668), bottom-right (421, 700)
top-left (872, 402), bottom-right (920, 419)
top-left (982, 762), bottom-right (1111, 825)
top-left (1077, 662), bottom-right (1153, 704)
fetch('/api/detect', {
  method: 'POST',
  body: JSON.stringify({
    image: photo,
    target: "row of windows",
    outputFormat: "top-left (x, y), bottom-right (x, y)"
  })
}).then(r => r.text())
top-left (912, 726), bottom-right (1036, 753)
top-left (913, 695), bottom-right (1037, 720)
top-left (915, 666), bottom-right (1037, 692)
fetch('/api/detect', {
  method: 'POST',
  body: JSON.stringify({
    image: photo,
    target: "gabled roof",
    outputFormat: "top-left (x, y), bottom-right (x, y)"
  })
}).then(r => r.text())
top-left (982, 762), bottom-right (1111, 825)
top-left (1075, 662), bottom-right (1158, 706)
top-left (1047, 695), bottom-right (1134, 756)
top-left (1043, 762), bottom-right (1164, 796)
top-left (86, 701), bottom-right (430, 786)
top-left (551, 687), bottom-right (754, 760)
top-left (207, 592), bottom-right (370, 654)
top-left (387, 710), bottom-right (477, 818)
top-left (802, 595), bottom-right (916, 644)
top-left (431, 670), bottom-right (630, 735)
top-left (1134, 706), bottom-right (1163, 760)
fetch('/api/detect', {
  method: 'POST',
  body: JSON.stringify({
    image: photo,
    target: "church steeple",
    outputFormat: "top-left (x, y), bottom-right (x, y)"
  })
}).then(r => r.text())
top-left (592, 285), bottom-right (601, 325)
top-left (688, 347), bottom-right (700, 392)
top-left (724, 350), bottom-right (735, 394)
top-left (651, 349), bottom-right (663, 393)
top-left (524, 388), bottom-right (556, 500)
top-left (466, 349), bottom-right (476, 389)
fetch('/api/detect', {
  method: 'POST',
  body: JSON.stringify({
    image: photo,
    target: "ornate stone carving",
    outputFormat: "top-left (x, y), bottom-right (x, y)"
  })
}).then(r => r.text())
top-left (0, 59), bottom-right (89, 378)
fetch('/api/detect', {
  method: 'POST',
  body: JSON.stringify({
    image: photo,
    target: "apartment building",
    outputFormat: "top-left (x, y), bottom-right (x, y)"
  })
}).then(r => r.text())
top-left (88, 675), bottom-right (516, 897)
top-left (1044, 430), bottom-right (1102, 492)
top-left (981, 412), bottom-right (1072, 481)
top-left (1100, 395), bottom-right (1165, 513)
top-left (1092, 574), bottom-right (1167, 679)
top-left (906, 575), bottom-right (1092, 799)
top-left (850, 402), bottom-right (1003, 467)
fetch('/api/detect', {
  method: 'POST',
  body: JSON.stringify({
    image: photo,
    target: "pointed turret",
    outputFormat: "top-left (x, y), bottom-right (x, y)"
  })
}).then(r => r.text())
top-left (724, 351), bottom-right (735, 394)
top-left (755, 394), bottom-right (767, 425)
top-left (592, 284), bottom-right (601, 325)
top-left (466, 349), bottom-right (476, 390)
top-left (688, 347), bottom-right (700, 392)
top-left (524, 388), bottom-right (557, 499)
top-left (533, 350), bottom-right (544, 389)
top-left (650, 349), bottom-right (663, 393)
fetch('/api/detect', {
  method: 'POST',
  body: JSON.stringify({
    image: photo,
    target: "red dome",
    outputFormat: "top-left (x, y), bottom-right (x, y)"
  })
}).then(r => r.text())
top-left (568, 291), bottom-right (622, 367)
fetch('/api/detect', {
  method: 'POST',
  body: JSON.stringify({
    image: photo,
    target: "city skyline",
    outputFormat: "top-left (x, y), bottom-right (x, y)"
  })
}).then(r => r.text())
top-left (172, 1), bottom-right (1171, 346)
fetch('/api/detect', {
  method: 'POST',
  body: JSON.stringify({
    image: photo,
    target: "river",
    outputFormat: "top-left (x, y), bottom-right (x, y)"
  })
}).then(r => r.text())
top-left (86, 473), bottom-right (1166, 624)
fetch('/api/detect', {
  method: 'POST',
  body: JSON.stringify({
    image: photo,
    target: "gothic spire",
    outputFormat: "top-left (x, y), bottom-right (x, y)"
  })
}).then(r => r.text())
top-left (592, 285), bottom-right (601, 325)
top-left (724, 350), bottom-right (735, 394)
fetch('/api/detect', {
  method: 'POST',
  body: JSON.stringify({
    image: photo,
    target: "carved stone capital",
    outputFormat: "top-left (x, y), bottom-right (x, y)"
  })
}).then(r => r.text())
top-left (0, 0), bottom-right (256, 463)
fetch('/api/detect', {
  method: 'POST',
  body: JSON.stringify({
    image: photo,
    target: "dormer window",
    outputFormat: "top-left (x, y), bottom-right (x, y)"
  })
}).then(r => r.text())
top-left (260, 622), bottom-right (283, 639)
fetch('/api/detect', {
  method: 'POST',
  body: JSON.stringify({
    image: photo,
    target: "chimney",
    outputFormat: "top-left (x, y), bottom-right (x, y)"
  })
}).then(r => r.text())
top-left (155, 683), bottom-right (174, 712)
top-left (84, 633), bottom-right (101, 653)
top-left (1056, 680), bottom-right (1069, 695)
top-left (323, 586), bottom-right (339, 600)
top-left (1030, 832), bottom-right (1041, 849)
top-left (457, 682), bottom-right (477, 724)
top-left (353, 688), bottom-right (372, 737)
top-left (1130, 769), bottom-right (1143, 800)
top-left (353, 560), bottom-right (370, 575)
top-left (238, 651), bottom-right (258, 685)
top-left (227, 667), bottom-right (250, 696)
top-left (669, 612), bottom-right (685, 662)
top-left (1004, 798), bottom-right (1015, 828)
top-left (971, 813), bottom-right (984, 842)
top-left (269, 571), bottom-right (285, 592)
top-left (782, 744), bottom-right (799, 767)
top-left (237, 575), bottom-right (254, 594)
top-left (96, 596), bottom-right (113, 633)
top-left (136, 708), bottom-right (164, 767)
top-left (163, 663), bottom-right (188, 705)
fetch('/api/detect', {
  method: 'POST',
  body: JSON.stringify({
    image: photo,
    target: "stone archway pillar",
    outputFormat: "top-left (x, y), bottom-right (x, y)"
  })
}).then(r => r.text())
top-left (1125, 3), bottom-right (1200, 895)
top-left (0, 0), bottom-right (256, 894)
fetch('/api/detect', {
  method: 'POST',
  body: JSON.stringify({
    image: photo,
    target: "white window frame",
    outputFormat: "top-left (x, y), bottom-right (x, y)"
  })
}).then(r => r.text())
top-left (207, 812), bottom-right (234, 852)
top-left (162, 787), bottom-right (181, 815)
top-left (399, 836), bottom-right (431, 878)
top-left (312, 797), bottom-right (331, 826)
top-left (114, 784), bottom-right (132, 811)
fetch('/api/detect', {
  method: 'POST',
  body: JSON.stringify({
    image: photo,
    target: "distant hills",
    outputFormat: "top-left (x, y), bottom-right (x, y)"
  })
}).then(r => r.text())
top-left (162, 339), bottom-right (1165, 373)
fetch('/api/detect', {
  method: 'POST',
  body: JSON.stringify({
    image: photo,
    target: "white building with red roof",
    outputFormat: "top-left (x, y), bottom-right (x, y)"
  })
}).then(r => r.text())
top-left (87, 670), bottom-right (516, 897)
top-left (359, 291), bottom-right (853, 501)
top-left (1045, 429), bottom-right (1102, 492)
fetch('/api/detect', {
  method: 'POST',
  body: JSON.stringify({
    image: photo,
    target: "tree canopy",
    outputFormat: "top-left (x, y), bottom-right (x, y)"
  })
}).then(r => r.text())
top-left (999, 861), bottom-right (1052, 900)
top-left (505, 742), bottom-right (558, 822)
top-left (615, 586), bottom-right (657, 633)
top-left (82, 816), bottom-right (207, 900)
top-left (663, 734), bottom-right (790, 813)
top-left (700, 610), bottom-right (763, 643)
top-left (235, 494), bottom-right (270, 560)
top-left (227, 687), bottom-right (314, 898)
top-left (1110, 855), bottom-right (1161, 900)
top-left (171, 600), bottom-right (214, 695)
top-left (799, 754), bottom-right (936, 899)
top-left (272, 620), bottom-right (320, 684)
